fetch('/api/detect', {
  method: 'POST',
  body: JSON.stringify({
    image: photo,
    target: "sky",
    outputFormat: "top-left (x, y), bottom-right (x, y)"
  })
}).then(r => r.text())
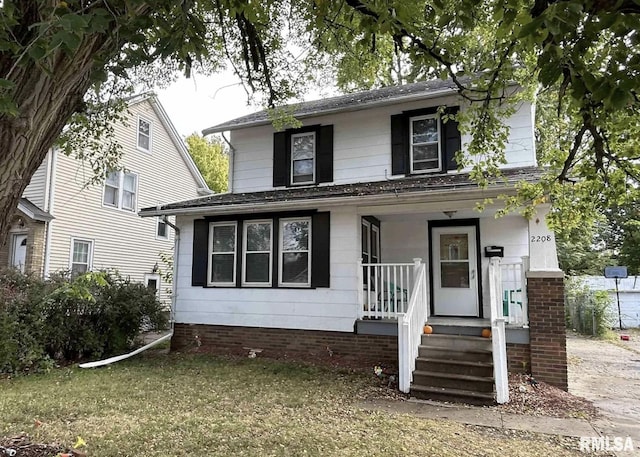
top-left (156, 71), bottom-right (258, 138)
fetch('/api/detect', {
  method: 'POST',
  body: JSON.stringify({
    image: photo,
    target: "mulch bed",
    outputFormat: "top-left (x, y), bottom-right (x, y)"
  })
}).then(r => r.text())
top-left (0, 435), bottom-right (64, 457)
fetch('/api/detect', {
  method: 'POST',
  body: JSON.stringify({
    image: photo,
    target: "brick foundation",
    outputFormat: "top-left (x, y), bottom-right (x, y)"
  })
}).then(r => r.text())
top-left (172, 323), bottom-right (398, 368)
top-left (506, 343), bottom-right (531, 373)
top-left (526, 275), bottom-right (568, 390)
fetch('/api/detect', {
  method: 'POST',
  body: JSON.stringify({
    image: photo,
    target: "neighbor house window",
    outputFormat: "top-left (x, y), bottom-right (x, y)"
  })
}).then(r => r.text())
top-left (103, 171), bottom-right (138, 211)
top-left (144, 273), bottom-right (161, 297)
top-left (291, 132), bottom-right (315, 184)
top-left (70, 238), bottom-right (93, 276)
top-left (279, 218), bottom-right (311, 286)
top-left (242, 220), bottom-right (272, 286)
top-left (137, 117), bottom-right (151, 152)
top-left (410, 114), bottom-right (441, 173)
top-left (157, 217), bottom-right (168, 240)
top-left (208, 222), bottom-right (237, 286)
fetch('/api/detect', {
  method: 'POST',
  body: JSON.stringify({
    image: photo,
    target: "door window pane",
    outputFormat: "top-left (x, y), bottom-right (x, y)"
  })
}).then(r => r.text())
top-left (439, 234), bottom-right (469, 260)
top-left (441, 262), bottom-right (470, 288)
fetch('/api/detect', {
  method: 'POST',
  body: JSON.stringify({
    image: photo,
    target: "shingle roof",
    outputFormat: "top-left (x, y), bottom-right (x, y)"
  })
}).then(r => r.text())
top-left (139, 167), bottom-right (543, 216)
top-left (202, 79), bottom-right (462, 134)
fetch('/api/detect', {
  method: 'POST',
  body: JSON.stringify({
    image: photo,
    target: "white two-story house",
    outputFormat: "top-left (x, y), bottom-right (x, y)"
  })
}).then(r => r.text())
top-left (141, 80), bottom-right (567, 403)
top-left (1, 93), bottom-right (209, 305)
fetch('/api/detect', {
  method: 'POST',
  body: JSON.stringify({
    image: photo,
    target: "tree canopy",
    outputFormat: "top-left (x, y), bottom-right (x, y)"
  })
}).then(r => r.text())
top-left (186, 134), bottom-right (229, 194)
top-left (1, 0), bottom-right (639, 242)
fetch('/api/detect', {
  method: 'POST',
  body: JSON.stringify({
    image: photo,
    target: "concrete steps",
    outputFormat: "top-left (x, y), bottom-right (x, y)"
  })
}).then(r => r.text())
top-left (410, 332), bottom-right (496, 405)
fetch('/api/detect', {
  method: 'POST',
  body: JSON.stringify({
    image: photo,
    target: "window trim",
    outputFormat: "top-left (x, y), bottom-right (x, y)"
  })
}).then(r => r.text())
top-left (290, 131), bottom-right (316, 186)
top-left (137, 116), bottom-right (152, 153)
top-left (278, 217), bottom-right (312, 287)
top-left (409, 113), bottom-right (442, 174)
top-left (69, 237), bottom-right (94, 275)
top-left (144, 273), bottom-right (161, 297)
top-left (207, 221), bottom-right (238, 287)
top-left (241, 219), bottom-right (273, 287)
top-left (156, 216), bottom-right (169, 240)
top-left (102, 170), bottom-right (139, 213)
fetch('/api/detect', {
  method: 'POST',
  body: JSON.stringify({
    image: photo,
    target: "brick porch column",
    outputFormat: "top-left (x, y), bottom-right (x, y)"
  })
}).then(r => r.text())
top-left (526, 271), bottom-right (568, 390)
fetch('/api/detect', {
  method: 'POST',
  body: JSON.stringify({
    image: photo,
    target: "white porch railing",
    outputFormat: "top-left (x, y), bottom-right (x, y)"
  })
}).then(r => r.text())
top-left (357, 261), bottom-right (414, 319)
top-left (397, 259), bottom-right (429, 393)
top-left (500, 256), bottom-right (529, 327)
top-left (489, 257), bottom-right (509, 404)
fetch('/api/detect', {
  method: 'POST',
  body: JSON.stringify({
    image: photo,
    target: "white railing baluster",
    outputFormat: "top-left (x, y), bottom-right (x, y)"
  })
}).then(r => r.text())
top-left (357, 258), bottom-right (364, 319)
top-left (358, 262), bottom-right (416, 320)
top-left (489, 257), bottom-right (509, 404)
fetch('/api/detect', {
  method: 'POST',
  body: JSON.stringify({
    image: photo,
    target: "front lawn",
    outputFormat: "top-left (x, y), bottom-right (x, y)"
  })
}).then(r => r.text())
top-left (1, 353), bottom-right (583, 456)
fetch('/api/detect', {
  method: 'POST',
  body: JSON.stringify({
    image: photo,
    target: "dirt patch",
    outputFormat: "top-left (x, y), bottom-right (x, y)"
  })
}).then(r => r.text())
top-left (499, 373), bottom-right (598, 419)
top-left (0, 435), bottom-right (64, 457)
top-left (567, 332), bottom-right (640, 423)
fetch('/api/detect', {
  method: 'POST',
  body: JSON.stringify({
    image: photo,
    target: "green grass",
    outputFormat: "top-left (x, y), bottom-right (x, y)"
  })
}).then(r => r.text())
top-left (1, 353), bottom-right (583, 456)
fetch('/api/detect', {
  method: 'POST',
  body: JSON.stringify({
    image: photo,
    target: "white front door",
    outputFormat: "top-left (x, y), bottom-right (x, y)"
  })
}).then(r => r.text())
top-left (11, 234), bottom-right (27, 272)
top-left (432, 226), bottom-right (479, 316)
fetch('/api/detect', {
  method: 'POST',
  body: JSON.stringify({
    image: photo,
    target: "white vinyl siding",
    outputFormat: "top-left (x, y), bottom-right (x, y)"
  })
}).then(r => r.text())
top-left (137, 117), bottom-right (152, 152)
top-left (230, 97), bottom-right (537, 193)
top-left (208, 222), bottom-right (237, 286)
top-left (242, 220), bottom-right (272, 286)
top-left (70, 238), bottom-right (93, 275)
top-left (279, 217), bottom-right (311, 287)
top-left (43, 99), bottom-right (204, 307)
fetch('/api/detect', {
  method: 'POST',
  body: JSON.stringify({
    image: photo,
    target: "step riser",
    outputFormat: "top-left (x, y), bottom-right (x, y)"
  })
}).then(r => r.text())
top-left (414, 360), bottom-right (493, 377)
top-left (410, 389), bottom-right (495, 406)
top-left (430, 325), bottom-right (485, 337)
top-left (418, 347), bottom-right (493, 363)
top-left (420, 335), bottom-right (492, 351)
top-left (412, 373), bottom-right (494, 392)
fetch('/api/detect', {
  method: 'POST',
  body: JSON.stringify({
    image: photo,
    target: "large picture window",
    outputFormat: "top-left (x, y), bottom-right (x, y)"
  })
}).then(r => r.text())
top-left (208, 222), bottom-right (237, 286)
top-left (410, 114), bottom-right (441, 173)
top-left (242, 220), bottom-right (272, 286)
top-left (279, 218), bottom-right (311, 286)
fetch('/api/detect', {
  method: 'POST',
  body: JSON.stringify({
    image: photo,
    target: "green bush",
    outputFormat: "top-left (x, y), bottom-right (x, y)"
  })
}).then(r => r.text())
top-left (0, 269), bottom-right (168, 374)
top-left (565, 277), bottom-right (614, 337)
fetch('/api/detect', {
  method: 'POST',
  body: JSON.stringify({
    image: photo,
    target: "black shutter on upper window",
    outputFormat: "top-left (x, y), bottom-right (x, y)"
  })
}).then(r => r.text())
top-left (443, 107), bottom-right (462, 171)
top-left (192, 219), bottom-right (209, 286)
top-left (316, 125), bottom-right (333, 183)
top-left (391, 114), bottom-right (409, 175)
top-left (273, 131), bottom-right (288, 187)
top-left (311, 212), bottom-right (330, 288)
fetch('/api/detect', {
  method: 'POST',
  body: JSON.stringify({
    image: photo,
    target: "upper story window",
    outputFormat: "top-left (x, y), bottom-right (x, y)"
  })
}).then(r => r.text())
top-left (103, 170), bottom-right (138, 212)
top-left (273, 125), bottom-right (333, 188)
top-left (291, 132), bottom-right (315, 185)
top-left (137, 117), bottom-right (152, 152)
top-left (391, 107), bottom-right (461, 176)
top-left (70, 238), bottom-right (93, 276)
top-left (410, 114), bottom-right (441, 173)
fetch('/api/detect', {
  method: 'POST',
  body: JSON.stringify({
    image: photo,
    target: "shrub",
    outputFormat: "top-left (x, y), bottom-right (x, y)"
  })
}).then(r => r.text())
top-left (565, 277), bottom-right (614, 337)
top-left (0, 269), bottom-right (168, 374)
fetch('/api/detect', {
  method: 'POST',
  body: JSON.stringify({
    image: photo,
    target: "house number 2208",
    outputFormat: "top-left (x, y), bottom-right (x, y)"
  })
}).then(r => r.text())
top-left (530, 235), bottom-right (552, 242)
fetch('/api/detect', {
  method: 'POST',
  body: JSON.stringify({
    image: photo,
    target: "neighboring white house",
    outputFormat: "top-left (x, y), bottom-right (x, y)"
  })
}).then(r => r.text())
top-left (1, 93), bottom-right (209, 304)
top-left (579, 276), bottom-right (640, 328)
top-left (141, 80), bottom-right (567, 403)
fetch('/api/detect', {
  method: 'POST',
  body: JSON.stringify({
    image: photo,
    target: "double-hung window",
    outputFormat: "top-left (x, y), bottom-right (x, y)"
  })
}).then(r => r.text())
top-left (290, 132), bottom-right (315, 185)
top-left (242, 220), bottom-right (272, 286)
top-left (279, 218), bottom-right (311, 286)
top-left (157, 217), bottom-right (168, 239)
top-left (103, 171), bottom-right (138, 211)
top-left (410, 114), bottom-right (441, 173)
top-left (70, 238), bottom-right (93, 276)
top-left (137, 117), bottom-right (151, 152)
top-left (209, 222), bottom-right (237, 286)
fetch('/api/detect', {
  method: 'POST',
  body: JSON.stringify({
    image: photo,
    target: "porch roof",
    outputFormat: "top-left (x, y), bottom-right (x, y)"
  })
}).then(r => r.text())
top-left (18, 198), bottom-right (54, 222)
top-left (139, 167), bottom-right (544, 217)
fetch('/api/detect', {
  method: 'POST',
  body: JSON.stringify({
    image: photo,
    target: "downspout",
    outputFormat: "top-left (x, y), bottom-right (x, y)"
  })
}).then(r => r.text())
top-left (43, 148), bottom-right (58, 278)
top-left (79, 215), bottom-right (180, 368)
top-left (220, 131), bottom-right (234, 193)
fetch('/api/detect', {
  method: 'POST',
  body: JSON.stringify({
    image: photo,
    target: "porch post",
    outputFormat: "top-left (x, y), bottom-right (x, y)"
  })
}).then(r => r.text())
top-left (357, 258), bottom-right (363, 319)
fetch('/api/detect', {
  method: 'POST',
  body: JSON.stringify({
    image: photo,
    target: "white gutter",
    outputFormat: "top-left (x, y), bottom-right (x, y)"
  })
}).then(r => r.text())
top-left (79, 217), bottom-right (180, 368)
top-left (43, 148), bottom-right (58, 278)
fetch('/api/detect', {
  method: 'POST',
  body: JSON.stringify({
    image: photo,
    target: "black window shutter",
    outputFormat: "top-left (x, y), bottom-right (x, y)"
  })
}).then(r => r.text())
top-left (443, 107), bottom-right (462, 171)
top-left (391, 114), bottom-right (409, 175)
top-left (316, 125), bottom-right (333, 183)
top-left (273, 131), bottom-right (288, 187)
top-left (311, 212), bottom-right (330, 288)
top-left (192, 219), bottom-right (209, 286)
